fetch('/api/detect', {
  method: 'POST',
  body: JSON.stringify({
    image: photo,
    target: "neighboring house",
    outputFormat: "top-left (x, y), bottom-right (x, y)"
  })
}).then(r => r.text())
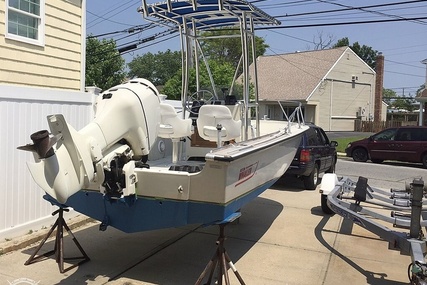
top-left (416, 88), bottom-right (427, 126)
top-left (415, 58), bottom-right (427, 126)
top-left (253, 46), bottom-right (378, 131)
top-left (0, 0), bottom-right (94, 240)
top-left (0, 0), bottom-right (85, 90)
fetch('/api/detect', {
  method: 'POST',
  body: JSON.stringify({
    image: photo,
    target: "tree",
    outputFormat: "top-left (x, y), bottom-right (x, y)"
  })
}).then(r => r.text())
top-left (162, 60), bottom-right (236, 100)
top-left (199, 28), bottom-right (269, 69)
top-left (417, 84), bottom-right (425, 95)
top-left (127, 50), bottom-right (181, 86)
top-left (382, 88), bottom-right (396, 106)
top-left (86, 37), bottom-right (126, 91)
top-left (308, 31), bottom-right (336, 50)
top-left (383, 88), bottom-right (416, 112)
top-left (333, 37), bottom-right (378, 69)
top-left (393, 97), bottom-right (416, 112)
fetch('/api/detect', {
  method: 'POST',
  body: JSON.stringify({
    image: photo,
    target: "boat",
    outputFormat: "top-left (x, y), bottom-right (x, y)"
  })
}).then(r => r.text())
top-left (18, 0), bottom-right (308, 234)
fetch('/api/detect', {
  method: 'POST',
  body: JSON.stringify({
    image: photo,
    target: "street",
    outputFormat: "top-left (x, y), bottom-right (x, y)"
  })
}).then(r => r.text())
top-left (0, 158), bottom-right (426, 285)
top-left (336, 157), bottom-right (426, 190)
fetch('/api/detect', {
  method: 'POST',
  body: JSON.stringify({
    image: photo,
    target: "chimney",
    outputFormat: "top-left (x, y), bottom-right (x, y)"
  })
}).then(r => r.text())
top-left (374, 52), bottom-right (384, 123)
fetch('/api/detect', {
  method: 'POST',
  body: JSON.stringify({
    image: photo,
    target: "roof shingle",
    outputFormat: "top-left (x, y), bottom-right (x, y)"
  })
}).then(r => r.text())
top-left (251, 46), bottom-right (348, 101)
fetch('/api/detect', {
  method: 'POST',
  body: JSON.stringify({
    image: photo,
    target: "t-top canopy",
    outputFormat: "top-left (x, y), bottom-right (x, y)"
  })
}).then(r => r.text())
top-left (138, 0), bottom-right (280, 30)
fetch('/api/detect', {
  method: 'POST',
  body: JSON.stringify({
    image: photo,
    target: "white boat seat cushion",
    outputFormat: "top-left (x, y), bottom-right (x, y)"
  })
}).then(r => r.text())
top-left (158, 103), bottom-right (192, 139)
top-left (196, 105), bottom-right (241, 142)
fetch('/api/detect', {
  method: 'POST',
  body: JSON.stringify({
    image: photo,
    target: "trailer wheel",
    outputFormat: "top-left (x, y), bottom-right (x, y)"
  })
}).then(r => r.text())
top-left (321, 194), bottom-right (334, 215)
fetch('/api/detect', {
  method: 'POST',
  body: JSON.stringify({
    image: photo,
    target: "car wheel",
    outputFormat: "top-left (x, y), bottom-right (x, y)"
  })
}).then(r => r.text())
top-left (325, 157), bottom-right (336, 173)
top-left (304, 164), bottom-right (319, 190)
top-left (423, 153), bottom-right (427, 168)
top-left (321, 194), bottom-right (334, 215)
top-left (352, 148), bottom-right (368, 162)
top-left (371, 159), bottom-right (383, 164)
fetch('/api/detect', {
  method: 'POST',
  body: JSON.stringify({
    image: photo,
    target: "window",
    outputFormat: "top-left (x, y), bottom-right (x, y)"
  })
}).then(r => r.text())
top-left (316, 128), bottom-right (329, 145)
top-left (6, 0), bottom-right (44, 45)
top-left (306, 129), bottom-right (320, 146)
top-left (372, 128), bottom-right (397, 141)
top-left (395, 130), bottom-right (412, 141)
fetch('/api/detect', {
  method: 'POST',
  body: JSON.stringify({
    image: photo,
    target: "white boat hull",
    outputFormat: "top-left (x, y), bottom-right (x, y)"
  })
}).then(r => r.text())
top-left (40, 120), bottom-right (306, 232)
top-left (54, 125), bottom-right (304, 232)
top-left (137, 126), bottom-right (304, 204)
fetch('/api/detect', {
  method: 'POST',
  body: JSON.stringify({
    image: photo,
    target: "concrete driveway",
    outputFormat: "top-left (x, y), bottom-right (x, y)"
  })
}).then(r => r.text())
top-left (0, 172), bottom-right (415, 284)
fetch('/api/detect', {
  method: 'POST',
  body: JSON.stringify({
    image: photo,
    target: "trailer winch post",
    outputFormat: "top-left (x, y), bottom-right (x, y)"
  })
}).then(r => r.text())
top-left (410, 178), bottom-right (424, 239)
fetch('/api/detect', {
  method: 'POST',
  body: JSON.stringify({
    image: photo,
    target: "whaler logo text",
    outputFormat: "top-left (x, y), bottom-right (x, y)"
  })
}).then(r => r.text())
top-left (236, 162), bottom-right (258, 186)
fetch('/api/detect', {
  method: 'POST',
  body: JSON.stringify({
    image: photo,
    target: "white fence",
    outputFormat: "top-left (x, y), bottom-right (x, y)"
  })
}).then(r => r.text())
top-left (0, 85), bottom-right (96, 240)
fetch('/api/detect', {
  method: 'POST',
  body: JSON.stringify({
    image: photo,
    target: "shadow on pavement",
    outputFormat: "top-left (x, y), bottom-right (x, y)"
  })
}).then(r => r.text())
top-left (21, 196), bottom-right (283, 285)
top-left (314, 214), bottom-right (408, 285)
top-left (271, 175), bottom-right (306, 191)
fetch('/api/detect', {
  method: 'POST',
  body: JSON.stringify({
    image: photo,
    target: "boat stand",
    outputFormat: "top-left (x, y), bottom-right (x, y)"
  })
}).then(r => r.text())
top-left (25, 207), bottom-right (90, 273)
top-left (195, 213), bottom-right (246, 285)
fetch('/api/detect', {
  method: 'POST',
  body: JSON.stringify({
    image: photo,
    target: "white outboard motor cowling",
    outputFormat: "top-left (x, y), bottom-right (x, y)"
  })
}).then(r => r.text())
top-left (20, 78), bottom-right (160, 203)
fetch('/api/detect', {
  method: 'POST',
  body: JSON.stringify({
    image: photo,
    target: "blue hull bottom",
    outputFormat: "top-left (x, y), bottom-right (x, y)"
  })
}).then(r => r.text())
top-left (48, 179), bottom-right (278, 233)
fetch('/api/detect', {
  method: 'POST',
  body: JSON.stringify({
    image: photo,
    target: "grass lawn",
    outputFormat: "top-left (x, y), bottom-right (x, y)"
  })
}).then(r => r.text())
top-left (334, 136), bottom-right (369, 153)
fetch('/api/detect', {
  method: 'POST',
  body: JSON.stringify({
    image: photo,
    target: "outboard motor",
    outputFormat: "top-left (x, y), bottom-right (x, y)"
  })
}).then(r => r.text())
top-left (18, 78), bottom-right (160, 203)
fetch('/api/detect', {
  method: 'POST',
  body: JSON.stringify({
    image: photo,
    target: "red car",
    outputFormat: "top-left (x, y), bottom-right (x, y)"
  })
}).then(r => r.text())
top-left (345, 126), bottom-right (427, 168)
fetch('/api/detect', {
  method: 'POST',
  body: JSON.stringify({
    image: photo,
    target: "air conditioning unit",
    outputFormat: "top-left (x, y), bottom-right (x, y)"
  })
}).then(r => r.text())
top-left (357, 107), bottom-right (366, 117)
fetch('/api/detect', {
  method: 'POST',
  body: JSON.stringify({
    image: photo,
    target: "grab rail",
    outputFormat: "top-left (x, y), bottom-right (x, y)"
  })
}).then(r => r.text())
top-left (277, 101), bottom-right (305, 133)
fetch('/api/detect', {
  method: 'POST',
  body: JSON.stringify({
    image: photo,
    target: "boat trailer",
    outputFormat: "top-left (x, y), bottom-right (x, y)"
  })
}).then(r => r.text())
top-left (320, 174), bottom-right (427, 285)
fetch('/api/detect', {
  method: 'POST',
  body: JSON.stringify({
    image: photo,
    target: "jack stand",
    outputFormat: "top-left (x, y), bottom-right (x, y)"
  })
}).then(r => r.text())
top-left (195, 213), bottom-right (246, 285)
top-left (25, 207), bottom-right (90, 273)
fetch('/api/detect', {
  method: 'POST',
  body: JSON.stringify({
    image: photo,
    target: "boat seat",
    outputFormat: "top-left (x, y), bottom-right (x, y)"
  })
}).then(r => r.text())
top-left (196, 105), bottom-right (241, 146)
top-left (158, 103), bottom-right (192, 163)
top-left (158, 103), bottom-right (192, 139)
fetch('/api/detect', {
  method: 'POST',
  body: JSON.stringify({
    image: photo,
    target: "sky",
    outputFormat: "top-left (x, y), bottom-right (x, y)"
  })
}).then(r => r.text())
top-left (86, 0), bottom-right (427, 97)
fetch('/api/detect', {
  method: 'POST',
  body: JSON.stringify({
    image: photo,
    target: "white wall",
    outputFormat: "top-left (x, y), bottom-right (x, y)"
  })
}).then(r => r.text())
top-left (0, 84), bottom-right (94, 240)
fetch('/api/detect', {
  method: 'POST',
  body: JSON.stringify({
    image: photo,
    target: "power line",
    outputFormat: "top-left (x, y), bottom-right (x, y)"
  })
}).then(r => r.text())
top-left (120, 30), bottom-right (178, 55)
top-left (274, 0), bottom-right (427, 19)
top-left (256, 16), bottom-right (427, 29)
top-left (385, 59), bottom-right (425, 69)
top-left (314, 0), bottom-right (427, 25)
top-left (87, 0), bottom-right (136, 25)
top-left (385, 70), bottom-right (425, 78)
top-left (87, 11), bottom-right (135, 28)
top-left (87, 0), bottom-right (141, 29)
top-left (86, 24), bottom-right (153, 39)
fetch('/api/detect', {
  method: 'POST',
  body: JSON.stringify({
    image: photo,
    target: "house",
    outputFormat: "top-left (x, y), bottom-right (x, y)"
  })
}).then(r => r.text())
top-left (0, 0), bottom-right (95, 240)
top-left (415, 58), bottom-right (427, 126)
top-left (253, 46), bottom-right (385, 131)
top-left (0, 0), bottom-right (85, 90)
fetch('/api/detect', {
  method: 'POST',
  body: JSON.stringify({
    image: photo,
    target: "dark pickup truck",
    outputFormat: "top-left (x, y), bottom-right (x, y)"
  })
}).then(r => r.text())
top-left (284, 124), bottom-right (338, 190)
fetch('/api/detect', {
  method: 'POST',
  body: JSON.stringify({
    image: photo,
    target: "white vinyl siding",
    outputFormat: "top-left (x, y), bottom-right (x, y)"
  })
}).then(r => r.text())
top-left (6, 0), bottom-right (45, 46)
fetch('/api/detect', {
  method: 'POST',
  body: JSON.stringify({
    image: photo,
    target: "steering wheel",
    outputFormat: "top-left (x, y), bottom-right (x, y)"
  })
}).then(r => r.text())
top-left (185, 90), bottom-right (216, 115)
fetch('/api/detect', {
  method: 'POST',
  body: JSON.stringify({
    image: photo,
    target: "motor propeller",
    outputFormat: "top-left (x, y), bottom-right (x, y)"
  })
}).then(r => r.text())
top-left (17, 130), bottom-right (62, 159)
